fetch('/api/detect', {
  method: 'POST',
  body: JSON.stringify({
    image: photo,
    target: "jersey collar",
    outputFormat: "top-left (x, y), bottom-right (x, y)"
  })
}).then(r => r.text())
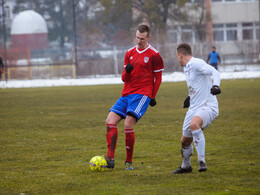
top-left (185, 57), bottom-right (194, 67)
top-left (136, 44), bottom-right (150, 54)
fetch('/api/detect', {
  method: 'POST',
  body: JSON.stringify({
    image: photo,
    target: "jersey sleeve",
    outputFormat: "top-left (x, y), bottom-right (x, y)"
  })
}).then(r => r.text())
top-left (121, 50), bottom-right (131, 82)
top-left (152, 53), bottom-right (164, 73)
top-left (124, 50), bottom-right (130, 67)
top-left (151, 71), bottom-right (162, 99)
top-left (151, 53), bottom-right (164, 99)
top-left (195, 60), bottom-right (221, 86)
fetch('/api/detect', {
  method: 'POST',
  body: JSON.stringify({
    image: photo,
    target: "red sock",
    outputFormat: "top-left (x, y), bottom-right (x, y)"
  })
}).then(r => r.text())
top-left (106, 124), bottom-right (118, 160)
top-left (125, 129), bottom-right (135, 162)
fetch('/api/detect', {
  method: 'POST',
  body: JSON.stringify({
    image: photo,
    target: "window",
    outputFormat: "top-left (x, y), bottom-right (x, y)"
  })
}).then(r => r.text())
top-left (186, 0), bottom-right (204, 3)
top-left (212, 0), bottom-right (258, 3)
top-left (213, 24), bottom-right (224, 41)
top-left (4, 6), bottom-right (10, 19)
top-left (242, 23), bottom-right (253, 40)
top-left (255, 22), bottom-right (260, 40)
top-left (193, 0), bottom-right (204, 3)
top-left (212, 0), bottom-right (257, 2)
top-left (226, 23), bottom-right (237, 41)
top-left (195, 26), bottom-right (206, 42)
top-left (181, 25), bottom-right (193, 43)
top-left (182, 32), bottom-right (193, 42)
top-left (226, 23), bottom-right (237, 28)
top-left (256, 29), bottom-right (259, 40)
top-left (243, 30), bottom-right (253, 40)
top-left (212, 22), bottom-right (258, 42)
top-left (213, 24), bottom-right (224, 28)
top-left (213, 31), bottom-right (224, 41)
top-left (226, 30), bottom-right (237, 41)
top-left (169, 31), bottom-right (178, 42)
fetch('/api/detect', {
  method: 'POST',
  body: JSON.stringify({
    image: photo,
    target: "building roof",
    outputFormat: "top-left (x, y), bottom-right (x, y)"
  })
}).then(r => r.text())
top-left (11, 10), bottom-right (48, 35)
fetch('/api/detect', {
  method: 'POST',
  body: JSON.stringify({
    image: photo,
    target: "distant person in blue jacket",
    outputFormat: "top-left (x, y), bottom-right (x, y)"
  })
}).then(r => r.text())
top-left (207, 46), bottom-right (221, 70)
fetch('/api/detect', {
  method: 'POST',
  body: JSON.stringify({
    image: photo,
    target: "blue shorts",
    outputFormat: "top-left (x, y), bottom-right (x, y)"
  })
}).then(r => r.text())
top-left (109, 94), bottom-right (151, 121)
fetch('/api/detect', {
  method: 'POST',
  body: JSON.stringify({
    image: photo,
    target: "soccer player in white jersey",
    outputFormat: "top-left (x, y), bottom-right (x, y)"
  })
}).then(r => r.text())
top-left (172, 43), bottom-right (221, 174)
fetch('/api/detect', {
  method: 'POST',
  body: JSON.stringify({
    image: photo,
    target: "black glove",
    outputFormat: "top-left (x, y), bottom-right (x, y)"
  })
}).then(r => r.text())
top-left (149, 99), bottom-right (157, 107)
top-left (211, 85), bottom-right (221, 95)
top-left (183, 96), bottom-right (190, 108)
top-left (125, 64), bottom-right (133, 73)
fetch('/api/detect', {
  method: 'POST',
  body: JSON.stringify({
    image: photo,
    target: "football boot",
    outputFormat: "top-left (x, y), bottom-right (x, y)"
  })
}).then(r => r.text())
top-left (105, 157), bottom-right (115, 169)
top-left (198, 161), bottom-right (207, 172)
top-left (125, 161), bottom-right (134, 170)
top-left (172, 166), bottom-right (192, 174)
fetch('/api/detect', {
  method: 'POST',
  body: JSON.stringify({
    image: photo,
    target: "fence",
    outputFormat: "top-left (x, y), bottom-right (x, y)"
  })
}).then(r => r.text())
top-left (0, 42), bottom-right (259, 80)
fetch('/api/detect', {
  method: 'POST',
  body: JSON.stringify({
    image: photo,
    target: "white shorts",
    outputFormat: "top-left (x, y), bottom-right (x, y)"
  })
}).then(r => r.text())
top-left (182, 106), bottom-right (219, 138)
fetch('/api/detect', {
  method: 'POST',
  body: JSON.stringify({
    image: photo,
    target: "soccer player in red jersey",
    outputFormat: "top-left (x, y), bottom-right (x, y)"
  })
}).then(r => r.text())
top-left (105, 24), bottom-right (164, 170)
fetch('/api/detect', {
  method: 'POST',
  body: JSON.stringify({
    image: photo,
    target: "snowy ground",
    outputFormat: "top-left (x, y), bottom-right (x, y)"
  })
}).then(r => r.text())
top-left (0, 70), bottom-right (260, 89)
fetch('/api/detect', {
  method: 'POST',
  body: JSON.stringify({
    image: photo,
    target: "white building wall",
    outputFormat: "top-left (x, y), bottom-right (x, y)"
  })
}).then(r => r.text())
top-left (211, 1), bottom-right (259, 24)
top-left (210, 1), bottom-right (259, 55)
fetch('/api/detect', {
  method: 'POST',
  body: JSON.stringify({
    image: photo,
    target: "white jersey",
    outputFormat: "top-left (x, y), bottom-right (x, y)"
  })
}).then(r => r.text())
top-left (184, 57), bottom-right (220, 111)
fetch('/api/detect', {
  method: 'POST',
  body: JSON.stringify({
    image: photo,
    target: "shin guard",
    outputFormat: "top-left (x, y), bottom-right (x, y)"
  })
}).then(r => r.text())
top-left (106, 124), bottom-right (118, 160)
top-left (125, 129), bottom-right (135, 162)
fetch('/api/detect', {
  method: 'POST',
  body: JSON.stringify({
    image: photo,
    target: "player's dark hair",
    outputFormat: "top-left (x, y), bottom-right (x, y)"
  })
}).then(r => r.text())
top-left (137, 24), bottom-right (150, 37)
top-left (177, 43), bottom-right (192, 56)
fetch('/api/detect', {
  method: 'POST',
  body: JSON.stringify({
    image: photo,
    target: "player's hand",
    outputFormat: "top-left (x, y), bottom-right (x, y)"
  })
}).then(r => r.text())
top-left (149, 99), bottom-right (157, 107)
top-left (183, 96), bottom-right (190, 108)
top-left (125, 64), bottom-right (133, 73)
top-left (211, 85), bottom-right (221, 95)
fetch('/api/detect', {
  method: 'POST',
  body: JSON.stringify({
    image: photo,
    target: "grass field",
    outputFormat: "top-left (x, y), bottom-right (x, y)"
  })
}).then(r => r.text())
top-left (0, 78), bottom-right (259, 194)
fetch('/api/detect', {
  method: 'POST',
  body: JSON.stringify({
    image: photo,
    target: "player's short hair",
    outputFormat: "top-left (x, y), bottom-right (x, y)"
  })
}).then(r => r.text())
top-left (177, 43), bottom-right (192, 56)
top-left (137, 24), bottom-right (150, 37)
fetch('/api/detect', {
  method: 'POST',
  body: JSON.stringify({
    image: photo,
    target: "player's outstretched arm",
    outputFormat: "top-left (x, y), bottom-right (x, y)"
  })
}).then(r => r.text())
top-left (197, 61), bottom-right (221, 95)
top-left (150, 71), bottom-right (162, 107)
top-left (208, 67), bottom-right (221, 95)
top-left (200, 62), bottom-right (221, 87)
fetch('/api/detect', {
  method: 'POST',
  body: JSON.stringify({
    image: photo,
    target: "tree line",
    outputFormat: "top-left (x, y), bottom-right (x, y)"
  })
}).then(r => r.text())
top-left (12, 0), bottom-right (206, 48)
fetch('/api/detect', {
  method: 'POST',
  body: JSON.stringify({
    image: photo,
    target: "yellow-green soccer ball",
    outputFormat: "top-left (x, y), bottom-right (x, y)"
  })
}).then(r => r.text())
top-left (89, 156), bottom-right (107, 172)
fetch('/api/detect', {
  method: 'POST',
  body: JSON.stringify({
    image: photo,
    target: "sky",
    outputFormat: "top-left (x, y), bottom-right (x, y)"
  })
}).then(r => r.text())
top-left (0, 71), bottom-right (260, 89)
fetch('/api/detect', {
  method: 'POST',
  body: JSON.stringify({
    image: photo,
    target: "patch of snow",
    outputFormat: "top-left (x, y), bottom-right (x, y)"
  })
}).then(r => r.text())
top-left (0, 71), bottom-right (260, 89)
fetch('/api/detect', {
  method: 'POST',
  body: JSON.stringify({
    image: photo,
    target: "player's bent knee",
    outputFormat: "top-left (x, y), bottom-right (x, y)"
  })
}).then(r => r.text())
top-left (124, 120), bottom-right (135, 129)
top-left (124, 114), bottom-right (137, 129)
top-left (106, 115), bottom-right (113, 125)
top-left (190, 122), bottom-right (200, 131)
top-left (190, 116), bottom-right (203, 130)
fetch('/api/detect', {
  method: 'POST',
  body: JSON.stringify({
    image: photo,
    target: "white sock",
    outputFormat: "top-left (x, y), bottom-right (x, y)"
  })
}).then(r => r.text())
top-left (181, 144), bottom-right (193, 168)
top-left (192, 129), bottom-right (205, 163)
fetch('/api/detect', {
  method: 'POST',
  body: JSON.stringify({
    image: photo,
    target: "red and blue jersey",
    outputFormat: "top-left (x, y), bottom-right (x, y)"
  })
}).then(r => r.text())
top-left (121, 44), bottom-right (164, 98)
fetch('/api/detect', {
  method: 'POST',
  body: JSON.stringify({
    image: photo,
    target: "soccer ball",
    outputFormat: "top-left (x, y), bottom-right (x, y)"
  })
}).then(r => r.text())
top-left (89, 156), bottom-right (107, 172)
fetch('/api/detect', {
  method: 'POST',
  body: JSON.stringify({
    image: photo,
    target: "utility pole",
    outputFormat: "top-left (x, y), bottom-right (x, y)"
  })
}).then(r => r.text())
top-left (1, 0), bottom-right (7, 82)
top-left (205, 0), bottom-right (213, 44)
top-left (72, 0), bottom-right (78, 78)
